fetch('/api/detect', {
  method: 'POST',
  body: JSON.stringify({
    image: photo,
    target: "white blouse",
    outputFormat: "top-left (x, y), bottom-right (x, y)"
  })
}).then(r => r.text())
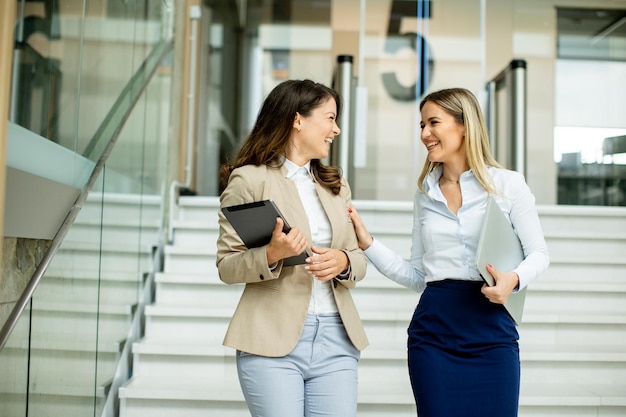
top-left (364, 166), bottom-right (550, 293)
top-left (283, 158), bottom-right (338, 315)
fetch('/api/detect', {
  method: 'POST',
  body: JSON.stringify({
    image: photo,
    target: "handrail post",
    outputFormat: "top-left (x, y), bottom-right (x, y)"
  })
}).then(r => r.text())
top-left (331, 54), bottom-right (355, 188)
top-left (485, 59), bottom-right (527, 175)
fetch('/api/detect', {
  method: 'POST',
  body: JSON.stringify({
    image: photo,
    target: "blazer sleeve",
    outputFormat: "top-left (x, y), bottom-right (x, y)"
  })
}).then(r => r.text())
top-left (216, 167), bottom-right (283, 285)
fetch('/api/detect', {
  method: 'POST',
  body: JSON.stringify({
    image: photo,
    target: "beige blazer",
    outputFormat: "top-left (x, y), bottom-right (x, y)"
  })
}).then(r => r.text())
top-left (216, 164), bottom-right (369, 357)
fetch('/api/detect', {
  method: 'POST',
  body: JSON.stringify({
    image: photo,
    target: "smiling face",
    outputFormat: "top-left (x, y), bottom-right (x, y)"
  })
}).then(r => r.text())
top-left (420, 101), bottom-right (467, 165)
top-left (287, 97), bottom-right (341, 165)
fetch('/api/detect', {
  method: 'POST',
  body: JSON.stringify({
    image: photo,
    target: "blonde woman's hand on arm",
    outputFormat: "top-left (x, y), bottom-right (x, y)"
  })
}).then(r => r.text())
top-left (347, 207), bottom-right (374, 250)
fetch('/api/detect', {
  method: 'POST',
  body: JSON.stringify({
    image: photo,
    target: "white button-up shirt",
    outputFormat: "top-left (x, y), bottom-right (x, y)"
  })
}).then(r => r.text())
top-left (283, 158), bottom-right (338, 315)
top-left (364, 165), bottom-right (549, 293)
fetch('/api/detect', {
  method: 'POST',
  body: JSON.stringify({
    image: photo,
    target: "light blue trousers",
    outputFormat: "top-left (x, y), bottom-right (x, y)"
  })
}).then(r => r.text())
top-left (236, 313), bottom-right (360, 417)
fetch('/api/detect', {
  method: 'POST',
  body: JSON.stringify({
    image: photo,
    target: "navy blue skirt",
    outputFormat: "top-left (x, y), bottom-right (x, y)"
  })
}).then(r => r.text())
top-left (408, 279), bottom-right (520, 417)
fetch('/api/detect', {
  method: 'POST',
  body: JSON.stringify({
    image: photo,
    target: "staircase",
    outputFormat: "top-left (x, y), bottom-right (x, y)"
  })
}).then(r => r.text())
top-left (118, 196), bottom-right (626, 417)
top-left (0, 193), bottom-right (162, 417)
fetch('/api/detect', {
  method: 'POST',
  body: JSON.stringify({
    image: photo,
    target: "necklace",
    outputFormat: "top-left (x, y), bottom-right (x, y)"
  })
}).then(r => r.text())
top-left (440, 176), bottom-right (460, 184)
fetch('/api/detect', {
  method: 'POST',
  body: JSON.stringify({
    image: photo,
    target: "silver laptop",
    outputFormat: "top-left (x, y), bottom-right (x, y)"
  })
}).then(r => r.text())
top-left (475, 196), bottom-right (526, 325)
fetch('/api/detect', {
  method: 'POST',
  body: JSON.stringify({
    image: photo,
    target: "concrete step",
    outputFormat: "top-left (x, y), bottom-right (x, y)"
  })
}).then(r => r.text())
top-left (537, 204), bottom-right (626, 236)
top-left (0, 339), bottom-right (122, 389)
top-left (12, 302), bottom-right (136, 344)
top-left (59, 193), bottom-right (162, 255)
top-left (79, 193), bottom-right (162, 225)
top-left (116, 196), bottom-right (626, 417)
top-left (162, 245), bottom-right (218, 275)
top-left (170, 220), bottom-right (218, 248)
top-left (119, 372), bottom-right (626, 417)
top-left (176, 196), bottom-right (220, 223)
top-left (175, 196), bottom-right (626, 237)
top-left (48, 241), bottom-right (153, 275)
top-left (544, 236), bottom-right (626, 261)
top-left (0, 384), bottom-right (108, 417)
top-left (143, 303), bottom-right (626, 349)
top-left (170, 216), bottom-right (626, 259)
top-left (518, 313), bottom-right (626, 346)
top-left (64, 221), bottom-right (160, 248)
top-left (540, 257), bottom-right (626, 285)
top-left (523, 282), bottom-right (626, 315)
top-left (152, 272), bottom-right (626, 319)
top-left (163, 242), bottom-right (626, 286)
top-left (154, 273), bottom-right (242, 308)
top-left (129, 336), bottom-right (626, 386)
top-left (34, 273), bottom-right (145, 306)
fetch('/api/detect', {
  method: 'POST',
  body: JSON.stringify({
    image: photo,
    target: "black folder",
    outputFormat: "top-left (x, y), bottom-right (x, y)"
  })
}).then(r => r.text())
top-left (221, 199), bottom-right (310, 266)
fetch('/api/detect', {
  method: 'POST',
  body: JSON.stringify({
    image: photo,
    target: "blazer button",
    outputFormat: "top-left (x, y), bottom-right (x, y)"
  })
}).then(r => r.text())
top-left (259, 274), bottom-right (265, 280)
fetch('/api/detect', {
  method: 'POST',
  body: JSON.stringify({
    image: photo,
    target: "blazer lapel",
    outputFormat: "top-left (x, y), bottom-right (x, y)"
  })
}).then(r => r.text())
top-left (266, 165), bottom-right (312, 242)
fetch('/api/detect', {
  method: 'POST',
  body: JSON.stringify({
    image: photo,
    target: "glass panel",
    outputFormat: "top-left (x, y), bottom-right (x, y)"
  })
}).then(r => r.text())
top-left (25, 173), bottom-right (106, 417)
top-left (82, 40), bottom-right (172, 165)
top-left (557, 7), bottom-right (626, 61)
top-left (0, 308), bottom-right (29, 416)
top-left (205, 0), bottom-right (336, 196)
top-left (555, 7), bottom-right (626, 205)
top-left (200, 0), bottom-right (626, 204)
top-left (0, 0), bottom-right (172, 416)
top-left (11, 0), bottom-right (164, 156)
top-left (337, 0), bottom-right (480, 200)
top-left (554, 58), bottom-right (626, 206)
top-left (203, 0), bottom-right (484, 201)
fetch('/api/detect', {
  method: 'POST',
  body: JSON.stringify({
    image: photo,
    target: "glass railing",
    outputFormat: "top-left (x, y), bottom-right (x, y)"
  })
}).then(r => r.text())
top-left (0, 0), bottom-right (174, 416)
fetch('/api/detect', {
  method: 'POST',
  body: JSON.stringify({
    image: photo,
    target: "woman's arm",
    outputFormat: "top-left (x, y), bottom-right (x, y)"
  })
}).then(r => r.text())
top-left (508, 178), bottom-right (550, 290)
top-left (349, 193), bottom-right (427, 292)
top-left (216, 168), bottom-right (306, 284)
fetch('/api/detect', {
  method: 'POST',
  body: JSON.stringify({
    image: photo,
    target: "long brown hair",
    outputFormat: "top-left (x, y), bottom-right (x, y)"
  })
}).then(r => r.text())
top-left (417, 87), bottom-right (502, 194)
top-left (219, 79), bottom-right (344, 194)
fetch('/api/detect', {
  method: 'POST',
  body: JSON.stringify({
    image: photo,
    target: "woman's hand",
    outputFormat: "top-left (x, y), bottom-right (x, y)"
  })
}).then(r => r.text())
top-left (347, 207), bottom-right (374, 250)
top-left (266, 217), bottom-right (309, 265)
top-left (304, 246), bottom-right (349, 282)
top-left (481, 263), bottom-right (520, 304)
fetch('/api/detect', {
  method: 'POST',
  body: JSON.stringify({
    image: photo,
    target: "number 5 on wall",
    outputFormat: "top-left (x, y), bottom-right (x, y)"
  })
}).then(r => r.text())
top-left (382, 0), bottom-right (433, 101)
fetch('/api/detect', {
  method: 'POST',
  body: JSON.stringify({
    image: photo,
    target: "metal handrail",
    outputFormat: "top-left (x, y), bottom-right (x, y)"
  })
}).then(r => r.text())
top-left (82, 40), bottom-right (173, 160)
top-left (0, 38), bottom-right (174, 350)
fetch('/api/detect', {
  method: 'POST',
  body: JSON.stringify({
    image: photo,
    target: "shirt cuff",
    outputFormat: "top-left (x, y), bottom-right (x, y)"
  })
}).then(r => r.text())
top-left (336, 265), bottom-right (351, 280)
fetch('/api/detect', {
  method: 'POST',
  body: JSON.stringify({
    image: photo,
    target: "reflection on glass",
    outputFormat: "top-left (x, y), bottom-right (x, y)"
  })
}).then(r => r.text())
top-left (554, 127), bottom-right (626, 165)
top-left (10, 0), bottom-right (164, 157)
top-left (555, 127), bottom-right (626, 206)
top-left (0, 0), bottom-right (172, 416)
top-left (555, 7), bottom-right (626, 206)
top-left (557, 7), bottom-right (626, 61)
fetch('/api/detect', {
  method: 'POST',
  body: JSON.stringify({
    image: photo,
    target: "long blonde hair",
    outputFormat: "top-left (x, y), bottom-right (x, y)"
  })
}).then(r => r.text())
top-left (417, 88), bottom-right (502, 194)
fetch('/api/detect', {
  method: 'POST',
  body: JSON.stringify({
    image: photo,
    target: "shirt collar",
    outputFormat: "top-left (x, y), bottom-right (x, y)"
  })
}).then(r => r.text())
top-left (424, 165), bottom-right (443, 193)
top-left (283, 158), bottom-right (312, 180)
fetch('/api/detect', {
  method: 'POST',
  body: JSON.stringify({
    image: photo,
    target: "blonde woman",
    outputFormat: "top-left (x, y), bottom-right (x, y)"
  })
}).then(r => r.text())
top-left (349, 87), bottom-right (549, 417)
